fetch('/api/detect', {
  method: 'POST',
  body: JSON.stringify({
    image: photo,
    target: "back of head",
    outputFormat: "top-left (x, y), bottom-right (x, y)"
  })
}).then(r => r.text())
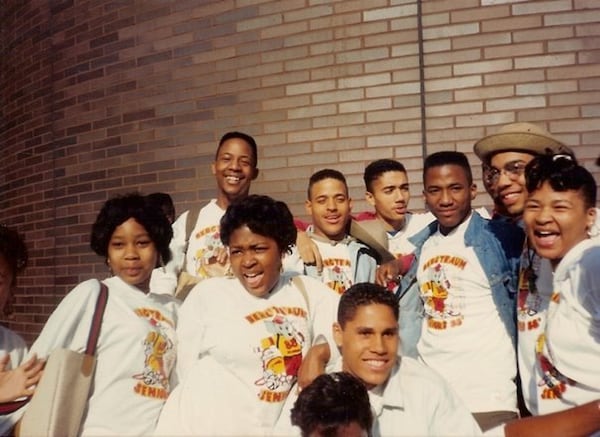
top-left (146, 192), bottom-right (175, 223)
top-left (363, 159), bottom-right (406, 192)
top-left (217, 131), bottom-right (258, 167)
top-left (90, 193), bottom-right (173, 264)
top-left (291, 371), bottom-right (373, 437)
top-left (307, 168), bottom-right (348, 199)
top-left (423, 151), bottom-right (473, 185)
top-left (219, 194), bottom-right (297, 254)
top-left (338, 282), bottom-right (399, 328)
top-left (0, 225), bottom-right (28, 282)
top-left (525, 153), bottom-right (597, 208)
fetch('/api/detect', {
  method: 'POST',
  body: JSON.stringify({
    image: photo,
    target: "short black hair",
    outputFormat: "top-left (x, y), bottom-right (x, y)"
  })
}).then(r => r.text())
top-left (307, 168), bottom-right (348, 199)
top-left (220, 194), bottom-right (297, 255)
top-left (0, 225), bottom-right (28, 283)
top-left (423, 151), bottom-right (473, 185)
top-left (216, 131), bottom-right (258, 167)
top-left (526, 153), bottom-right (597, 208)
top-left (291, 371), bottom-right (373, 437)
top-left (337, 282), bottom-right (399, 328)
top-left (363, 159), bottom-right (407, 192)
top-left (90, 193), bottom-right (173, 265)
top-left (146, 192), bottom-right (175, 223)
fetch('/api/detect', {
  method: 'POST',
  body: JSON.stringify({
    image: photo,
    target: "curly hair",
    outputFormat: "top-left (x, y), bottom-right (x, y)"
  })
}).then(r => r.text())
top-left (526, 153), bottom-right (597, 208)
top-left (0, 225), bottom-right (28, 282)
top-left (90, 193), bottom-right (173, 265)
top-left (219, 194), bottom-right (297, 255)
top-left (291, 371), bottom-right (373, 437)
top-left (338, 282), bottom-right (399, 328)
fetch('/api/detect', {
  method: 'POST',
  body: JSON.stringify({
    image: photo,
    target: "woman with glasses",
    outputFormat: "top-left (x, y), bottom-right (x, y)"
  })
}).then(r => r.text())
top-left (521, 154), bottom-right (600, 416)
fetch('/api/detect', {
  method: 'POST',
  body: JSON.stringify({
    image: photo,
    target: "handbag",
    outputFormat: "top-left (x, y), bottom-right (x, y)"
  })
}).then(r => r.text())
top-left (14, 281), bottom-right (109, 437)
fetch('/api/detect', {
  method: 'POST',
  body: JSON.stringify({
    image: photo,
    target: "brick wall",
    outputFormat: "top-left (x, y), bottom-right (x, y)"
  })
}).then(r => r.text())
top-left (1, 0), bottom-right (599, 342)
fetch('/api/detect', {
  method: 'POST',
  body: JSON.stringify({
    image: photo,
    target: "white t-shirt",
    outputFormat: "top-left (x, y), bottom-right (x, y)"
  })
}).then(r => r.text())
top-left (387, 211), bottom-right (434, 258)
top-left (29, 276), bottom-right (179, 436)
top-left (516, 246), bottom-right (553, 415)
top-left (310, 238), bottom-right (355, 294)
top-left (518, 209), bottom-right (600, 415)
top-left (416, 213), bottom-right (517, 414)
top-left (275, 357), bottom-right (482, 436)
top-left (0, 326), bottom-right (28, 435)
top-left (156, 273), bottom-right (339, 435)
top-left (535, 238), bottom-right (600, 414)
top-left (151, 200), bottom-right (226, 295)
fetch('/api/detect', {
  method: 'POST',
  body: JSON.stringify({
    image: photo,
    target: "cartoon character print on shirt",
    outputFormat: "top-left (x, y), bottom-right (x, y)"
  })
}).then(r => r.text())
top-left (420, 258), bottom-right (465, 329)
top-left (536, 293), bottom-right (575, 402)
top-left (517, 250), bottom-right (543, 332)
top-left (322, 258), bottom-right (352, 294)
top-left (248, 307), bottom-right (308, 404)
top-left (192, 226), bottom-right (227, 279)
top-left (133, 308), bottom-right (176, 400)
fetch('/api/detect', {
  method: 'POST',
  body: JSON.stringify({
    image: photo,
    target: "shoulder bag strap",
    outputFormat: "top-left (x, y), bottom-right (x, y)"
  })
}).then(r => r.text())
top-left (85, 282), bottom-right (108, 356)
top-left (0, 282), bottom-right (109, 415)
top-left (181, 206), bottom-right (201, 274)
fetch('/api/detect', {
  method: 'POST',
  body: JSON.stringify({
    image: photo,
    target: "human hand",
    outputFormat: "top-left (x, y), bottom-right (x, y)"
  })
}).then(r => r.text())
top-left (296, 231), bottom-right (323, 274)
top-left (0, 354), bottom-right (44, 403)
top-left (376, 259), bottom-right (401, 288)
top-left (297, 343), bottom-right (330, 390)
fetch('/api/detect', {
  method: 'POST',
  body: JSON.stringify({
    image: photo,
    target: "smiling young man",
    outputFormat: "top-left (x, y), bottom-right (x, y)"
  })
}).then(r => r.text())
top-left (394, 151), bottom-right (524, 432)
top-left (303, 169), bottom-right (377, 294)
top-left (473, 122), bottom-right (572, 221)
top-left (151, 131), bottom-right (259, 296)
top-left (276, 283), bottom-right (481, 436)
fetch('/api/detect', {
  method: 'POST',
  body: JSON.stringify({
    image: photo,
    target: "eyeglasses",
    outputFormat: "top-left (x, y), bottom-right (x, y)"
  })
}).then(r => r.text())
top-left (483, 160), bottom-right (528, 186)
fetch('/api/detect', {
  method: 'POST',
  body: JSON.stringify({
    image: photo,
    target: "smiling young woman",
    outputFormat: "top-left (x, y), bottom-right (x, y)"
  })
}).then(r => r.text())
top-left (522, 154), bottom-right (600, 416)
top-left (27, 193), bottom-right (179, 435)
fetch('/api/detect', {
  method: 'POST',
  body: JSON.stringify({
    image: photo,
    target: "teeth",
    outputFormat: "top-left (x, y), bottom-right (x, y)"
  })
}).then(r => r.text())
top-left (226, 176), bottom-right (240, 182)
top-left (365, 360), bottom-right (386, 369)
top-left (245, 273), bottom-right (259, 278)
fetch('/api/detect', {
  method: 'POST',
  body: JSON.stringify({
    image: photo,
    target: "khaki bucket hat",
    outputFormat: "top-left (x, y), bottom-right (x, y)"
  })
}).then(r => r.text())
top-left (474, 122), bottom-right (572, 162)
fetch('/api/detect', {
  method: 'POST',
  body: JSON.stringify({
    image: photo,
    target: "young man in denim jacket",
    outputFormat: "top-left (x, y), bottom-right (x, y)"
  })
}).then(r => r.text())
top-left (395, 151), bottom-right (523, 432)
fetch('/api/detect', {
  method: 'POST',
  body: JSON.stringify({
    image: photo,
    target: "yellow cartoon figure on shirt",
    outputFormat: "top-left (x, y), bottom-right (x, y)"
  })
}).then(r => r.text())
top-left (255, 315), bottom-right (304, 392)
top-left (134, 319), bottom-right (173, 390)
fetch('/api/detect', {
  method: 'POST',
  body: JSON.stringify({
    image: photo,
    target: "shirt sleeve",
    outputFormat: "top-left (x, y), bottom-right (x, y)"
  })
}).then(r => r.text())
top-left (174, 281), bottom-right (208, 380)
top-left (150, 211), bottom-right (188, 296)
top-left (28, 279), bottom-right (102, 359)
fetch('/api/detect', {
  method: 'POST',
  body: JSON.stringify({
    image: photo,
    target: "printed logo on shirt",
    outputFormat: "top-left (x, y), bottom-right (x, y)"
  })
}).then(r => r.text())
top-left (251, 311), bottom-right (307, 403)
top-left (536, 330), bottom-right (576, 401)
top-left (517, 268), bottom-right (543, 332)
top-left (517, 251), bottom-right (543, 332)
top-left (322, 258), bottom-right (352, 294)
top-left (132, 309), bottom-right (176, 400)
top-left (192, 225), bottom-right (223, 279)
top-left (420, 259), bottom-right (465, 329)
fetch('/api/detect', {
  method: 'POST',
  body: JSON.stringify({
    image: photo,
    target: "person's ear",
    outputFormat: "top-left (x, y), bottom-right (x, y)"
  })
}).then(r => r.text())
top-left (333, 322), bottom-right (343, 348)
top-left (211, 161), bottom-right (216, 176)
top-left (470, 183), bottom-right (477, 201)
top-left (251, 167), bottom-right (259, 180)
top-left (365, 191), bottom-right (375, 207)
top-left (586, 207), bottom-right (597, 234)
top-left (305, 199), bottom-right (313, 217)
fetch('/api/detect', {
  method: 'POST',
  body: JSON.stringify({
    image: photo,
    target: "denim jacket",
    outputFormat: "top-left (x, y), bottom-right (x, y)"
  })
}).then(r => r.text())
top-left (395, 211), bottom-right (524, 358)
